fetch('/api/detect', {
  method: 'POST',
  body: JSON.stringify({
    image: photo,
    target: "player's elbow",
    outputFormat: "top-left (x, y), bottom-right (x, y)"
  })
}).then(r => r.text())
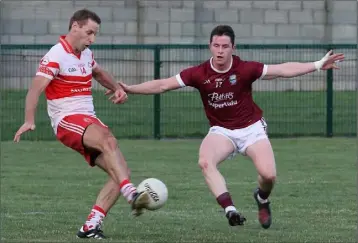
top-left (268, 70), bottom-right (294, 78)
top-left (262, 75), bottom-right (279, 80)
top-left (158, 77), bottom-right (180, 93)
top-left (158, 79), bottom-right (172, 93)
top-left (28, 86), bottom-right (43, 97)
top-left (273, 68), bottom-right (289, 78)
top-left (267, 64), bottom-right (294, 79)
top-left (276, 63), bottom-right (312, 78)
top-left (92, 66), bottom-right (104, 79)
top-left (92, 71), bottom-right (100, 81)
top-left (280, 71), bottom-right (295, 78)
top-left (159, 84), bottom-right (168, 93)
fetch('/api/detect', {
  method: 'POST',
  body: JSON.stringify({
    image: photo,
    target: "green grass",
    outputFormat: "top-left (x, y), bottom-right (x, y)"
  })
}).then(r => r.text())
top-left (1, 138), bottom-right (356, 242)
top-left (1, 90), bottom-right (356, 141)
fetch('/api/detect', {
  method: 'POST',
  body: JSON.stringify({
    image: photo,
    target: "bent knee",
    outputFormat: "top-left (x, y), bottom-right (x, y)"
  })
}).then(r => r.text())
top-left (99, 134), bottom-right (118, 153)
top-left (198, 157), bottom-right (215, 171)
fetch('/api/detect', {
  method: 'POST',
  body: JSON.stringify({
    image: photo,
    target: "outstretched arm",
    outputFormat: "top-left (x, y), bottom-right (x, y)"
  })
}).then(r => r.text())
top-left (122, 76), bottom-right (182, 94)
top-left (262, 50), bottom-right (344, 80)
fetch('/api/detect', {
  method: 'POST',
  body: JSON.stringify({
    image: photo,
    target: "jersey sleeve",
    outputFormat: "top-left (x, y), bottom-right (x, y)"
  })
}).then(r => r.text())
top-left (175, 65), bottom-right (200, 88)
top-left (246, 61), bottom-right (268, 83)
top-left (36, 49), bottom-right (60, 80)
top-left (91, 51), bottom-right (98, 69)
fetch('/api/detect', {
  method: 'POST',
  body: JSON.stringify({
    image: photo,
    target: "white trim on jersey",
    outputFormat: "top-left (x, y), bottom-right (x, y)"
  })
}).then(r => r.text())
top-left (259, 64), bottom-right (268, 80)
top-left (175, 74), bottom-right (186, 87)
top-left (36, 72), bottom-right (53, 80)
top-left (210, 56), bottom-right (233, 73)
top-left (56, 77), bottom-right (92, 85)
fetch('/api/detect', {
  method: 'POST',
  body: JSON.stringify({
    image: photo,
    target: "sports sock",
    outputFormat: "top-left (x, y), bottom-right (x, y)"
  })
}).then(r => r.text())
top-left (216, 192), bottom-right (237, 213)
top-left (84, 205), bottom-right (106, 231)
top-left (119, 179), bottom-right (137, 203)
top-left (257, 188), bottom-right (270, 203)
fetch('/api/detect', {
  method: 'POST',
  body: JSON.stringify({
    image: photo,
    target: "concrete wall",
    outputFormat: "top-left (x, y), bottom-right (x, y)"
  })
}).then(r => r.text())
top-left (0, 0), bottom-right (356, 90)
top-left (1, 0), bottom-right (357, 44)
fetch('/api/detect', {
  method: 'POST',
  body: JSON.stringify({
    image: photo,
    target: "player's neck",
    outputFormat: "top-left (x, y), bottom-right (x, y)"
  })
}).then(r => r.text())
top-left (210, 56), bottom-right (233, 73)
top-left (64, 35), bottom-right (81, 55)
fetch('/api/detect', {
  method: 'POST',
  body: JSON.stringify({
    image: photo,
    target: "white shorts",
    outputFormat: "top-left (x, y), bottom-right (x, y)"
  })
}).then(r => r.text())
top-left (208, 118), bottom-right (268, 157)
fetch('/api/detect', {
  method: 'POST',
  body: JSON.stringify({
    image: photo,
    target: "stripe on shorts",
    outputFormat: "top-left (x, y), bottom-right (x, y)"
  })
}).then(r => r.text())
top-left (58, 120), bottom-right (85, 135)
top-left (90, 116), bottom-right (107, 127)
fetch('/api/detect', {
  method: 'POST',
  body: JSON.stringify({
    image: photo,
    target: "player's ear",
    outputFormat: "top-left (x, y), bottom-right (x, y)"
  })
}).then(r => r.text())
top-left (72, 21), bottom-right (81, 30)
top-left (70, 22), bottom-right (77, 30)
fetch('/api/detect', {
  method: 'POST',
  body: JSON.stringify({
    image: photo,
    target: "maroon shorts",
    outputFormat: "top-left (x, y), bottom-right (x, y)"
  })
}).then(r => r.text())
top-left (56, 114), bottom-right (108, 166)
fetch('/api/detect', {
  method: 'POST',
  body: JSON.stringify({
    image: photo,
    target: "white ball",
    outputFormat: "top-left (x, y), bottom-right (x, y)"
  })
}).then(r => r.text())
top-left (137, 178), bottom-right (168, 210)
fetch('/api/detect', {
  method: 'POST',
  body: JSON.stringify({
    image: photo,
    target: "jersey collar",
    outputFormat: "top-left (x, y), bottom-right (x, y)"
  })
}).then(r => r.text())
top-left (59, 35), bottom-right (81, 59)
top-left (210, 56), bottom-right (233, 73)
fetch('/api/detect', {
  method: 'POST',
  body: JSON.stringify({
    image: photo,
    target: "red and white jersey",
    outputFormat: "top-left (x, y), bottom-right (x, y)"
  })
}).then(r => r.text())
top-left (36, 36), bottom-right (98, 134)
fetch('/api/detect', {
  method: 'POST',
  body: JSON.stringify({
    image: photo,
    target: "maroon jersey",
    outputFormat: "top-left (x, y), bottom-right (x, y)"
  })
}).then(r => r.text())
top-left (176, 55), bottom-right (267, 129)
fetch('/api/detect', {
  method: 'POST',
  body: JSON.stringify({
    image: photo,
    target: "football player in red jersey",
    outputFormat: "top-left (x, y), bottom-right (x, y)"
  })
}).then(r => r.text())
top-left (13, 9), bottom-right (150, 239)
top-left (108, 25), bottom-right (344, 229)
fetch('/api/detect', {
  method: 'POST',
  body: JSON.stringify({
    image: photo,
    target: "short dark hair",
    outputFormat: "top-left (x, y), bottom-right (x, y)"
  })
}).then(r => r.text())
top-left (68, 9), bottom-right (101, 30)
top-left (210, 25), bottom-right (235, 45)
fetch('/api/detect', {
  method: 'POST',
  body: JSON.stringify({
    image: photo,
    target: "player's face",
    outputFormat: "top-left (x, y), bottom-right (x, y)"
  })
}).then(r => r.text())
top-left (73, 19), bottom-right (99, 51)
top-left (209, 35), bottom-right (234, 67)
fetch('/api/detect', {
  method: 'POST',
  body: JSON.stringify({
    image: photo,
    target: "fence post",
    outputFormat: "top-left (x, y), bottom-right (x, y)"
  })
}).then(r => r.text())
top-left (326, 47), bottom-right (333, 137)
top-left (153, 45), bottom-right (161, 139)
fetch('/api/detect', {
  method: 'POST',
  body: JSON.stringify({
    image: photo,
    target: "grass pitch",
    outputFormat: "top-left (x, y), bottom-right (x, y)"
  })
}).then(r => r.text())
top-left (1, 138), bottom-right (356, 242)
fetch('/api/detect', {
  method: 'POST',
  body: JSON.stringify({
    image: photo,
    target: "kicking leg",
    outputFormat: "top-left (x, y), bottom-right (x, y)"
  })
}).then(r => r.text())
top-left (246, 138), bottom-right (276, 229)
top-left (82, 123), bottom-right (149, 215)
top-left (77, 124), bottom-right (149, 239)
top-left (93, 154), bottom-right (129, 212)
top-left (198, 133), bottom-right (246, 226)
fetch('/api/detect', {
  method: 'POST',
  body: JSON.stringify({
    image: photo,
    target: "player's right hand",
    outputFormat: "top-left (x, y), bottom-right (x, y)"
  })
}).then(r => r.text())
top-left (14, 122), bottom-right (36, 143)
top-left (109, 89), bottom-right (128, 104)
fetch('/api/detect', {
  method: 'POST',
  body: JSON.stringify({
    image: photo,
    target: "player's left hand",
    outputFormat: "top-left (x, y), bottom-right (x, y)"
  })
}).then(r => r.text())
top-left (107, 88), bottom-right (128, 104)
top-left (320, 50), bottom-right (345, 70)
top-left (14, 122), bottom-right (36, 143)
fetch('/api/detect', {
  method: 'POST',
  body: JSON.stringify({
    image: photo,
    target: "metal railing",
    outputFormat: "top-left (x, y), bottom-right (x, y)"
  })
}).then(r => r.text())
top-left (0, 44), bottom-right (356, 140)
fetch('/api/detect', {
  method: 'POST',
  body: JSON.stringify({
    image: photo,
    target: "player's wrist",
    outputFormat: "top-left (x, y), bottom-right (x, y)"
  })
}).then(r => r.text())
top-left (24, 120), bottom-right (35, 128)
top-left (314, 52), bottom-right (331, 71)
top-left (113, 84), bottom-right (122, 92)
top-left (124, 85), bottom-right (133, 94)
top-left (24, 114), bottom-right (35, 125)
top-left (314, 60), bottom-right (324, 71)
top-left (25, 118), bottom-right (35, 123)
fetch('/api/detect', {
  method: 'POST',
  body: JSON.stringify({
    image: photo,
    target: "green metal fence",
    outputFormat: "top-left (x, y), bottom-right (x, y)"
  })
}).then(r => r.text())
top-left (0, 44), bottom-right (356, 141)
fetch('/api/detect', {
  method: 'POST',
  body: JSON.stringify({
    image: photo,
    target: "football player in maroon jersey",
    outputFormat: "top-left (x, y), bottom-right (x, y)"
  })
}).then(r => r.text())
top-left (108, 25), bottom-right (344, 229)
